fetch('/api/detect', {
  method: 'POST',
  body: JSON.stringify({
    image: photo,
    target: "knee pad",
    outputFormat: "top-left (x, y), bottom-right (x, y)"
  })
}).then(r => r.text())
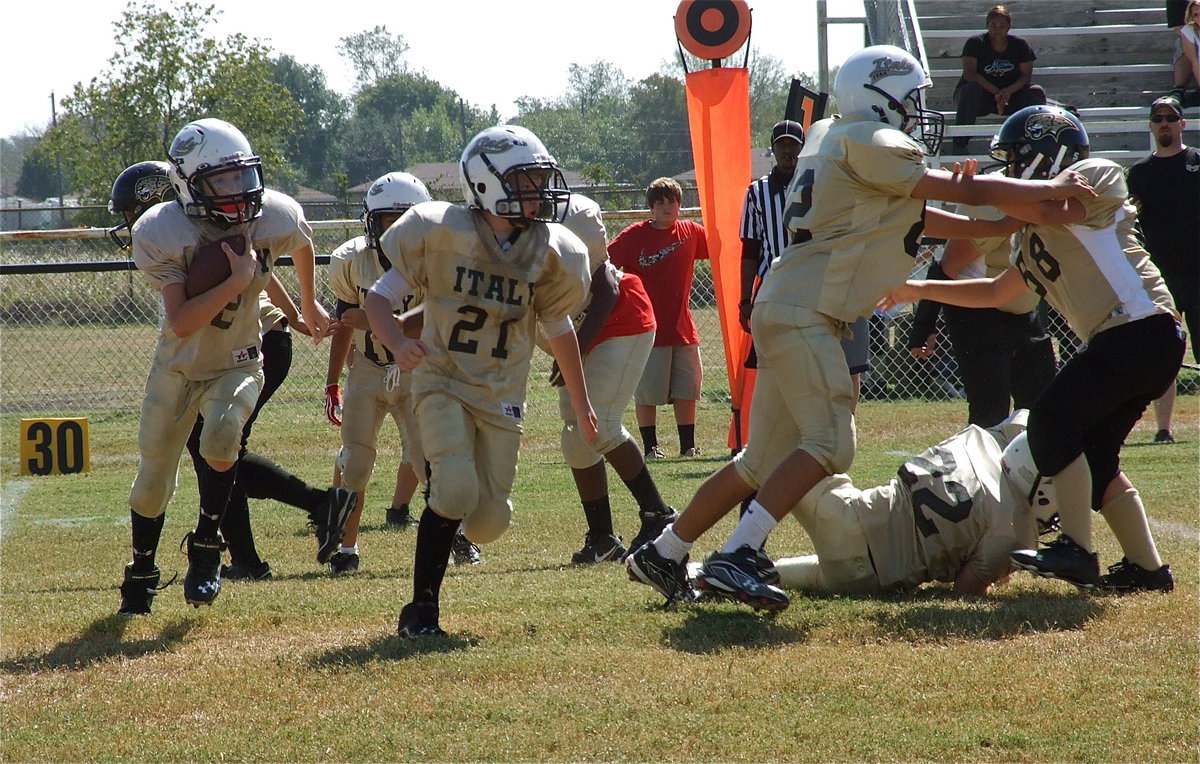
top-left (198, 411), bottom-right (244, 464)
top-left (428, 454), bottom-right (479, 522)
top-left (461, 497), bottom-right (512, 545)
top-left (337, 443), bottom-right (377, 491)
top-left (561, 424), bottom-right (604, 470)
top-left (128, 462), bottom-right (176, 519)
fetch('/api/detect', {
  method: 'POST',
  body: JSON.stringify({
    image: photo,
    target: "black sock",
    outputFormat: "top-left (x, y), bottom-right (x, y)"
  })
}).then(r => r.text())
top-left (411, 507), bottom-right (460, 604)
top-left (195, 461), bottom-right (237, 539)
top-left (582, 497), bottom-right (613, 536)
top-left (639, 426), bottom-right (658, 453)
top-left (621, 467), bottom-right (669, 516)
top-left (219, 485), bottom-right (261, 567)
top-left (678, 424), bottom-right (696, 454)
top-left (130, 511), bottom-right (165, 572)
top-left (238, 451), bottom-right (323, 512)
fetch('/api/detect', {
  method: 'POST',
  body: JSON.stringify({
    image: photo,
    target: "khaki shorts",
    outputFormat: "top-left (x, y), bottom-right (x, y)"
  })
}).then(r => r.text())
top-left (417, 391), bottom-right (523, 545)
top-left (733, 303), bottom-right (856, 487)
top-left (129, 364), bottom-right (262, 518)
top-left (560, 330), bottom-right (654, 468)
top-left (337, 356), bottom-right (423, 491)
top-left (634, 343), bottom-right (702, 406)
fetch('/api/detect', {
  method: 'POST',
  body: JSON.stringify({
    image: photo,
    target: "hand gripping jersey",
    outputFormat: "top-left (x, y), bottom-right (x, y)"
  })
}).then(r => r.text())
top-left (132, 189), bottom-right (313, 380)
top-left (757, 114), bottom-right (929, 323)
top-left (853, 424), bottom-right (1019, 590)
top-left (1011, 158), bottom-right (1175, 341)
top-left (379, 202), bottom-right (590, 431)
top-left (329, 235), bottom-right (422, 367)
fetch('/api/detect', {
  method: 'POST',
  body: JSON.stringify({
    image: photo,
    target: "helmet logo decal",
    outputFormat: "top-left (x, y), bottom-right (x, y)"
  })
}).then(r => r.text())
top-left (134, 175), bottom-right (172, 203)
top-left (169, 131), bottom-right (203, 160)
top-left (1024, 112), bottom-right (1077, 143)
top-left (467, 133), bottom-right (527, 161)
top-left (868, 55), bottom-right (915, 84)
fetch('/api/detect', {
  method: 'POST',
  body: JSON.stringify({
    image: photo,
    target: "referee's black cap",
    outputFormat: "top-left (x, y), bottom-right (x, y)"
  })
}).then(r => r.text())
top-left (771, 120), bottom-right (805, 146)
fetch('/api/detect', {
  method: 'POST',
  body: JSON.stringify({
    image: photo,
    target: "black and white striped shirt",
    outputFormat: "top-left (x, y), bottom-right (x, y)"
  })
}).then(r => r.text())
top-left (739, 170), bottom-right (791, 281)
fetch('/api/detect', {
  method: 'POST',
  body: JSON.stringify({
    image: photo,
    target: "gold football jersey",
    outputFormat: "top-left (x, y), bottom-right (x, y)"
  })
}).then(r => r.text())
top-left (132, 189), bottom-right (313, 380)
top-left (855, 424), bottom-right (1017, 590)
top-left (756, 114), bottom-right (929, 323)
top-left (329, 235), bottom-right (422, 367)
top-left (379, 202), bottom-right (590, 430)
top-left (1011, 158), bottom-right (1173, 341)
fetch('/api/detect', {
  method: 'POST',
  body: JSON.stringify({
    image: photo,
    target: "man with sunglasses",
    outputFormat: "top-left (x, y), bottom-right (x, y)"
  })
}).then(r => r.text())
top-left (1126, 96), bottom-right (1199, 445)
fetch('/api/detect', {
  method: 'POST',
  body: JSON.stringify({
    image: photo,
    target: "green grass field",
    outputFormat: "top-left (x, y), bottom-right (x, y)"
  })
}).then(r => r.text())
top-left (1, 393), bottom-right (1197, 762)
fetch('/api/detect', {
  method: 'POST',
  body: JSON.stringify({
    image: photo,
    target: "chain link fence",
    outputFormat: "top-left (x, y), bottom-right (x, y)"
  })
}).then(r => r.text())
top-left (0, 210), bottom-right (1114, 418)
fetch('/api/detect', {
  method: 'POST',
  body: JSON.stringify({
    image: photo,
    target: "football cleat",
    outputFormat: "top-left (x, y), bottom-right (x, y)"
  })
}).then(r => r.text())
top-left (219, 560), bottom-right (273, 581)
top-left (398, 601), bottom-right (447, 639)
top-left (571, 532), bottom-right (626, 565)
top-left (626, 506), bottom-right (679, 561)
top-left (644, 445), bottom-right (666, 460)
top-left (328, 551), bottom-right (360, 575)
top-left (386, 505), bottom-right (418, 528)
top-left (310, 487), bottom-right (356, 564)
top-left (626, 543), bottom-right (694, 603)
top-left (1010, 534), bottom-right (1101, 589)
top-left (681, 447), bottom-right (702, 458)
top-left (118, 563), bottom-right (170, 616)
top-left (1152, 429), bottom-right (1175, 444)
top-left (450, 531), bottom-right (482, 566)
top-left (1100, 558), bottom-right (1174, 593)
top-left (696, 545), bottom-right (791, 611)
top-left (180, 532), bottom-right (225, 607)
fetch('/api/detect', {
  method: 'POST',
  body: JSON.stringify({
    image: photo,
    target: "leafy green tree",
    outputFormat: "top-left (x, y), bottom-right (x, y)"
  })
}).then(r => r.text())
top-left (271, 55), bottom-right (348, 190)
top-left (40, 1), bottom-right (301, 202)
top-left (338, 25), bottom-right (410, 90)
top-left (622, 73), bottom-right (691, 185)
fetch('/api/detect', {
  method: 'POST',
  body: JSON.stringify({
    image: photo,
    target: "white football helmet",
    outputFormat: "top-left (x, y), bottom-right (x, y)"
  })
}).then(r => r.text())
top-left (459, 124), bottom-right (570, 225)
top-left (1000, 430), bottom-right (1053, 507)
top-left (363, 171), bottom-right (432, 251)
top-left (833, 45), bottom-right (944, 155)
top-left (167, 118), bottom-right (264, 228)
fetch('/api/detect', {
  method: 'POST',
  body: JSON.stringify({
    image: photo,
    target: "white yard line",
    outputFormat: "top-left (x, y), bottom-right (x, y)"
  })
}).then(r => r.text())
top-left (0, 480), bottom-right (32, 542)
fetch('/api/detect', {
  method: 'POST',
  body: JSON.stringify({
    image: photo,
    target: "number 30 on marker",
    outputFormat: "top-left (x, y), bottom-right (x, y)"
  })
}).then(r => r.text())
top-left (19, 418), bottom-right (90, 476)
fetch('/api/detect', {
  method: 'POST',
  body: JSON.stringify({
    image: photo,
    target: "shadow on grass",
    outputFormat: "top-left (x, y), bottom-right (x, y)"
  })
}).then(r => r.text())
top-left (0, 615), bottom-right (196, 673)
top-left (307, 631), bottom-right (477, 667)
top-left (665, 606), bottom-right (809, 654)
top-left (866, 588), bottom-right (1111, 642)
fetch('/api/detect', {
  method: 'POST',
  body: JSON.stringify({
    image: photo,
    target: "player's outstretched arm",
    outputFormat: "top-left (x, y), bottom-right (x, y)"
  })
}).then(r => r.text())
top-left (163, 241), bottom-right (258, 338)
top-left (546, 328), bottom-right (597, 444)
top-left (265, 273), bottom-right (310, 336)
top-left (878, 267), bottom-right (1028, 313)
top-left (290, 243), bottom-right (330, 343)
top-left (913, 167), bottom-right (1097, 208)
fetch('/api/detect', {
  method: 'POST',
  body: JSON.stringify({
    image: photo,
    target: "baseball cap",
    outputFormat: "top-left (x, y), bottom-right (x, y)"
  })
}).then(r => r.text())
top-left (1150, 96), bottom-right (1184, 118)
top-left (771, 119), bottom-right (805, 145)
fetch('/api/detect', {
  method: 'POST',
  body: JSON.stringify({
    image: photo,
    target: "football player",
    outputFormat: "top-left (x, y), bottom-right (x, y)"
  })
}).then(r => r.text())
top-left (631, 411), bottom-right (1037, 602)
top-left (118, 119), bottom-right (349, 615)
top-left (323, 171), bottom-right (432, 574)
top-left (550, 193), bottom-right (677, 565)
top-left (880, 105), bottom-right (1182, 593)
top-left (365, 125), bottom-right (596, 638)
top-left (628, 45), bottom-right (1097, 611)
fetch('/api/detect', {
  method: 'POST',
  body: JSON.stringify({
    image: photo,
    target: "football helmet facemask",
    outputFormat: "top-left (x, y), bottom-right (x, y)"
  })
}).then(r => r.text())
top-left (834, 44), bottom-right (944, 155)
top-left (167, 118), bottom-right (264, 229)
top-left (107, 161), bottom-right (176, 249)
top-left (363, 171), bottom-right (433, 252)
top-left (459, 125), bottom-right (570, 225)
top-left (989, 105), bottom-right (1090, 179)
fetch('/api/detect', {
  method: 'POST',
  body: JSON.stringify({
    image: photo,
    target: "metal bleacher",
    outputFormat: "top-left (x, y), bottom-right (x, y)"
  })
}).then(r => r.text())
top-left (905, 0), bottom-right (1199, 168)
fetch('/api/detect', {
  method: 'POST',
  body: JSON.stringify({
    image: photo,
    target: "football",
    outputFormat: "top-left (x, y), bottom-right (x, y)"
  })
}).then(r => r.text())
top-left (185, 234), bottom-right (247, 299)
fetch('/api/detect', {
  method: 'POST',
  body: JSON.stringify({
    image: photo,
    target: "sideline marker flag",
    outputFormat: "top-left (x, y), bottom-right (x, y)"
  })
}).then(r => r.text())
top-left (684, 67), bottom-right (752, 448)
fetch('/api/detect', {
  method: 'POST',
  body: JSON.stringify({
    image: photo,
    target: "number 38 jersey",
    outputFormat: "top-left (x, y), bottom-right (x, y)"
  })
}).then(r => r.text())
top-left (855, 424), bottom-right (1019, 590)
top-left (328, 235), bottom-right (421, 367)
top-left (379, 202), bottom-right (590, 431)
top-left (756, 113), bottom-right (929, 323)
top-left (1011, 158), bottom-right (1174, 342)
top-left (132, 189), bottom-right (313, 380)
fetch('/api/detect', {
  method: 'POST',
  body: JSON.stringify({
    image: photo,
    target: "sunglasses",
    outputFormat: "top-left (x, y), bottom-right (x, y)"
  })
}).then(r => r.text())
top-left (1151, 114), bottom-right (1182, 123)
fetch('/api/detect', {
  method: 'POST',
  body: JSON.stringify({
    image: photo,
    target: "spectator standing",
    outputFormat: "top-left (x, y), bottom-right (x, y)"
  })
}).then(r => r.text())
top-left (952, 4), bottom-right (1047, 154)
top-left (1126, 95), bottom-right (1200, 443)
top-left (1173, 0), bottom-right (1200, 104)
top-left (608, 178), bottom-right (710, 458)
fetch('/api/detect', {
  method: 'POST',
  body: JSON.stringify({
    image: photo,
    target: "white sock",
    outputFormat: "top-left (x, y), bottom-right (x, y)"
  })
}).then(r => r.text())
top-left (652, 524), bottom-right (692, 563)
top-left (339, 544), bottom-right (359, 555)
top-left (721, 500), bottom-right (778, 554)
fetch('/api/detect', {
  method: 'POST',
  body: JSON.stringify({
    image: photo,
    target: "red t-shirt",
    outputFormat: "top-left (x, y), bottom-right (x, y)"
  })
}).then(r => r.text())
top-left (607, 219), bottom-right (709, 346)
top-left (590, 271), bottom-right (656, 351)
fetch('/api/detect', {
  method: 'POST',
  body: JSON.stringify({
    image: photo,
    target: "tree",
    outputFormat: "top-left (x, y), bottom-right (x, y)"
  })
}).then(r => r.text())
top-left (622, 73), bottom-right (691, 185)
top-left (271, 55), bottom-right (348, 190)
top-left (338, 26), bottom-right (410, 90)
top-left (40, 1), bottom-right (301, 202)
